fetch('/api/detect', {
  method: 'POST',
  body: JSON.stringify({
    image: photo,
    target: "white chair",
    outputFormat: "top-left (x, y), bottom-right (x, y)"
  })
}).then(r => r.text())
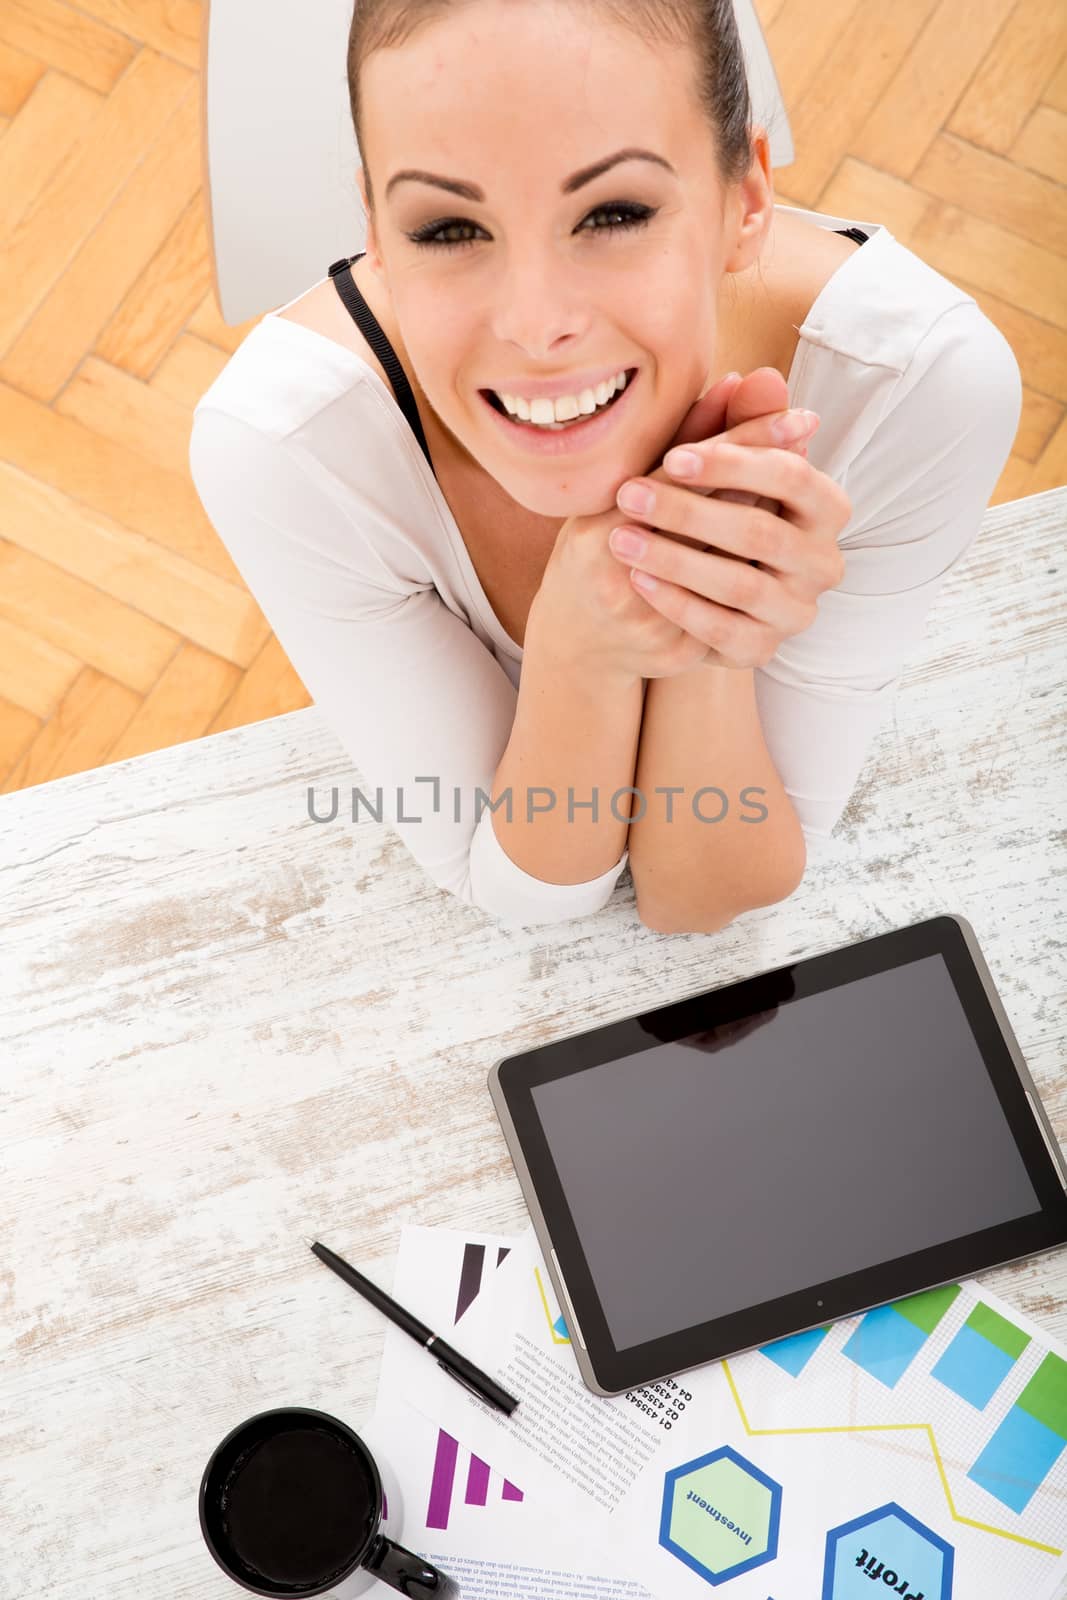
top-left (200, 0), bottom-right (793, 327)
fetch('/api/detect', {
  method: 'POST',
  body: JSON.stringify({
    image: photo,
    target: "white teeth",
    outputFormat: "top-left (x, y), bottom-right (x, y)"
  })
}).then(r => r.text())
top-left (529, 398), bottom-right (556, 424)
top-left (496, 369), bottom-right (629, 427)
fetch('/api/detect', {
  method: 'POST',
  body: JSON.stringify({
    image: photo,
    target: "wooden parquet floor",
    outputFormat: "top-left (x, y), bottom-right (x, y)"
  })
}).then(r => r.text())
top-left (1, 0), bottom-right (1065, 795)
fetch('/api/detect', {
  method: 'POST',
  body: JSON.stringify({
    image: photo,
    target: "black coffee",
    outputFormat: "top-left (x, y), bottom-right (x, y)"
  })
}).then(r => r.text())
top-left (220, 1425), bottom-right (376, 1587)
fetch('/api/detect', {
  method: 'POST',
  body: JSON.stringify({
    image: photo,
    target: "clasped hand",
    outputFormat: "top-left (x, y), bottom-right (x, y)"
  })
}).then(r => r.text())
top-left (606, 365), bottom-right (851, 673)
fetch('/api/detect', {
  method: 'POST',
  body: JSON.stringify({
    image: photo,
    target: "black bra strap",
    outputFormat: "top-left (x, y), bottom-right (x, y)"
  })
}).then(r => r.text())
top-left (328, 253), bottom-right (436, 479)
top-left (835, 226), bottom-right (869, 245)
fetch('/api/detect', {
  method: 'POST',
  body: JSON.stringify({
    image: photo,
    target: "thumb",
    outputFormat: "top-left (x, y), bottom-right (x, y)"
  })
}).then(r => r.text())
top-left (723, 365), bottom-right (791, 432)
top-left (666, 370), bottom-right (743, 452)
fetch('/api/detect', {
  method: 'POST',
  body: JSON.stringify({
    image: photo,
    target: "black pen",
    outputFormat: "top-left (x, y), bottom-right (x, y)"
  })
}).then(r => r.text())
top-left (308, 1239), bottom-right (519, 1417)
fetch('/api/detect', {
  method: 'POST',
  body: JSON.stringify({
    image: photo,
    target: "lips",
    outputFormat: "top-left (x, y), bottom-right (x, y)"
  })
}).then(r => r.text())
top-left (481, 369), bottom-right (636, 421)
top-left (477, 366), bottom-right (641, 457)
top-left (483, 364), bottom-right (633, 402)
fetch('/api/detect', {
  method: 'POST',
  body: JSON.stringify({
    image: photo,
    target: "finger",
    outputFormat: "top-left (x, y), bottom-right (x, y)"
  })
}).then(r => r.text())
top-left (619, 446), bottom-right (827, 553)
top-left (616, 525), bottom-right (804, 631)
top-left (654, 367), bottom-right (792, 477)
top-left (665, 370), bottom-right (743, 453)
top-left (723, 366), bottom-right (790, 432)
top-left (656, 411), bottom-right (819, 491)
top-left (719, 406), bottom-right (822, 456)
top-left (627, 567), bottom-right (778, 669)
top-left (712, 413), bottom-right (806, 518)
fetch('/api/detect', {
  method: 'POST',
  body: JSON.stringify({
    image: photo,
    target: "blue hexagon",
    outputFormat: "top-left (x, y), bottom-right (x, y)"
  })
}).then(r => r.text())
top-left (659, 1445), bottom-right (782, 1585)
top-left (822, 1501), bottom-right (954, 1599)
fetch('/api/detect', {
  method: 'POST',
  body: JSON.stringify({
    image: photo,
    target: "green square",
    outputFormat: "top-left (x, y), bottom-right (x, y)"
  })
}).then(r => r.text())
top-left (1017, 1352), bottom-right (1067, 1442)
top-left (892, 1283), bottom-right (961, 1336)
top-left (966, 1301), bottom-right (1031, 1361)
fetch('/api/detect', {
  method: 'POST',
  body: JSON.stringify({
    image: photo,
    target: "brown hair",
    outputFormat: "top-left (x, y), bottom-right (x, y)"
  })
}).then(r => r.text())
top-left (347, 0), bottom-right (753, 218)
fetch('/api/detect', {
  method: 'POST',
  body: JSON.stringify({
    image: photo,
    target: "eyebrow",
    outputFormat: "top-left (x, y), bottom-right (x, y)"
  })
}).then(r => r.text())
top-left (385, 147), bottom-right (676, 203)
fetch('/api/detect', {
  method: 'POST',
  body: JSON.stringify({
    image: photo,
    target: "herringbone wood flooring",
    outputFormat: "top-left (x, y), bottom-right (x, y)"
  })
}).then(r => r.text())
top-left (1, 0), bottom-right (1064, 794)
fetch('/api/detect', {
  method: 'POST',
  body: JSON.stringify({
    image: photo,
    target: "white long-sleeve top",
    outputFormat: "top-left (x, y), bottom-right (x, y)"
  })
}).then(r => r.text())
top-left (189, 204), bottom-right (1021, 927)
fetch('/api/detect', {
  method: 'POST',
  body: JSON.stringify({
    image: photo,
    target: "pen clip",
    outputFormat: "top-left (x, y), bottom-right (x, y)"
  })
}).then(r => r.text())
top-left (436, 1358), bottom-right (490, 1407)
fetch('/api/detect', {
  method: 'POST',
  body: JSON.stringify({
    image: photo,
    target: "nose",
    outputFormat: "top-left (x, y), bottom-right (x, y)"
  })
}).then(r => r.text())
top-left (489, 254), bottom-right (594, 363)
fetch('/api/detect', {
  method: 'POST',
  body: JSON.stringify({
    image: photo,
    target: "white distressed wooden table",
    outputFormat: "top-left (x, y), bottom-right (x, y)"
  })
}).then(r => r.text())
top-left (2, 487), bottom-right (1065, 1597)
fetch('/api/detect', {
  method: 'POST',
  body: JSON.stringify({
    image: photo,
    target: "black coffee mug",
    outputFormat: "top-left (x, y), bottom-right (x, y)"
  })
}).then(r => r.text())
top-left (199, 1406), bottom-right (459, 1597)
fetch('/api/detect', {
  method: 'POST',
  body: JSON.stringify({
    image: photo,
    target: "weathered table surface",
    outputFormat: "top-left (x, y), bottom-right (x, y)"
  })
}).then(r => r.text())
top-left (2, 487), bottom-right (1065, 1596)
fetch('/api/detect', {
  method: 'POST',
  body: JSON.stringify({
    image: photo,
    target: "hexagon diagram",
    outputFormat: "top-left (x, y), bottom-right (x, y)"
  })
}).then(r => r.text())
top-left (659, 1445), bottom-right (782, 1585)
top-left (822, 1502), bottom-right (954, 1599)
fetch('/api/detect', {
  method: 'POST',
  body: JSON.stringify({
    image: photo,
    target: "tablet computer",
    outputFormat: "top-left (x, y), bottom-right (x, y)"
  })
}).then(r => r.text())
top-left (488, 914), bottom-right (1067, 1396)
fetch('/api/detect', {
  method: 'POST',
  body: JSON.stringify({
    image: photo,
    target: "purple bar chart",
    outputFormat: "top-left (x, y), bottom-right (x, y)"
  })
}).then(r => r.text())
top-left (424, 1240), bottom-right (524, 1531)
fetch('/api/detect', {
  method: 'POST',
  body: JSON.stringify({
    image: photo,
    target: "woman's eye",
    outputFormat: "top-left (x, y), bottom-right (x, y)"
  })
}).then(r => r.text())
top-left (406, 201), bottom-right (656, 253)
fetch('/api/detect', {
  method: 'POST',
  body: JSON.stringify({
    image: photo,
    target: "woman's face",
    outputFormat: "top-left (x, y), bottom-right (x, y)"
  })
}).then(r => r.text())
top-left (357, 0), bottom-right (761, 517)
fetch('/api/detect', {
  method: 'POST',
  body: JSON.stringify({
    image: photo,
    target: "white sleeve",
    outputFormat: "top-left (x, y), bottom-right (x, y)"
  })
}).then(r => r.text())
top-left (754, 301), bottom-right (1022, 845)
top-left (188, 407), bottom-right (628, 927)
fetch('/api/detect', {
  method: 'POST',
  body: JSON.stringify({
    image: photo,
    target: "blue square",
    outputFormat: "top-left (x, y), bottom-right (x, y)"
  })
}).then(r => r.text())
top-left (968, 1405), bottom-right (1066, 1514)
top-left (842, 1306), bottom-right (928, 1388)
top-left (932, 1323), bottom-right (1015, 1409)
top-left (760, 1325), bottom-right (829, 1378)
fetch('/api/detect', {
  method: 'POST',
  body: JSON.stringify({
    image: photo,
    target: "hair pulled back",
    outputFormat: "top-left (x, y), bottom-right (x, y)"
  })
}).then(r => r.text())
top-left (347, 0), bottom-right (753, 215)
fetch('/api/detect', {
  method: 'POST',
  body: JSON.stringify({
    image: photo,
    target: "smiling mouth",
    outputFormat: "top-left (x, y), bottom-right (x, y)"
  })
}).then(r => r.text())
top-left (481, 370), bottom-right (638, 428)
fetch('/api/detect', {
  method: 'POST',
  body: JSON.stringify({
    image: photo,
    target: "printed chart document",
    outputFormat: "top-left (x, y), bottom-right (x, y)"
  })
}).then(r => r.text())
top-left (389, 1225), bottom-right (1067, 1599)
top-left (373, 1226), bottom-right (652, 1599)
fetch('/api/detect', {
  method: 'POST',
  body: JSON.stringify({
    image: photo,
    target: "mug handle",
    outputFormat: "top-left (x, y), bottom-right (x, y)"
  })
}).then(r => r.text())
top-left (363, 1533), bottom-right (460, 1597)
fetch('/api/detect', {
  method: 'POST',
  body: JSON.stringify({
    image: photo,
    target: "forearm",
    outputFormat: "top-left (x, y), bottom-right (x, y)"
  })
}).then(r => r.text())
top-left (628, 666), bottom-right (807, 933)
top-left (486, 617), bottom-right (645, 885)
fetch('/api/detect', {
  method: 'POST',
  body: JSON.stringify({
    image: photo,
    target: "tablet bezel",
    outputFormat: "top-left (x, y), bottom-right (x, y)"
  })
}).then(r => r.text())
top-left (489, 914), bottom-right (1067, 1396)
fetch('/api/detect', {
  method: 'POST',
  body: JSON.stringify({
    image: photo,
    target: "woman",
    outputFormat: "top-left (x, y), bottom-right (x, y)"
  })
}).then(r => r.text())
top-left (189, 0), bottom-right (1021, 932)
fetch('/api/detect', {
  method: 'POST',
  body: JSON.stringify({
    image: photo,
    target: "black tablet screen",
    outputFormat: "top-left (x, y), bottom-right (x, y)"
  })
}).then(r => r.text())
top-left (529, 953), bottom-right (1041, 1351)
